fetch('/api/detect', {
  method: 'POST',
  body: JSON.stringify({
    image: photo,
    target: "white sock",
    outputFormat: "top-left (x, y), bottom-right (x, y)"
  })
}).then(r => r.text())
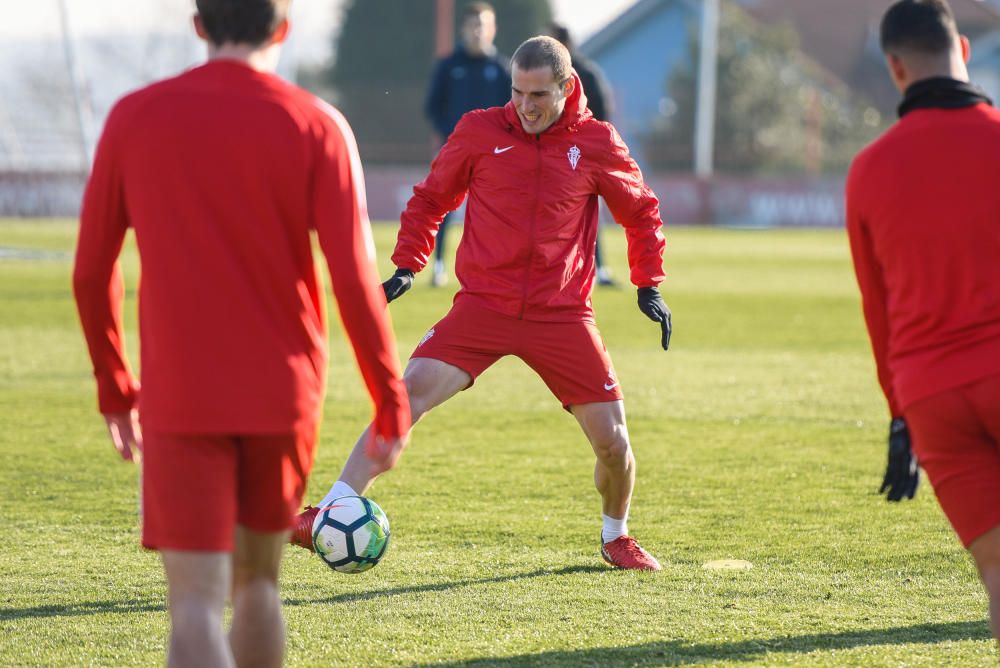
top-left (602, 513), bottom-right (629, 543)
top-left (319, 480), bottom-right (358, 508)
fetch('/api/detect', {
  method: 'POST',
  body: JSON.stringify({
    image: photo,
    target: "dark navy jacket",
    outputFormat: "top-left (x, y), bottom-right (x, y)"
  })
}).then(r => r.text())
top-left (425, 48), bottom-right (511, 138)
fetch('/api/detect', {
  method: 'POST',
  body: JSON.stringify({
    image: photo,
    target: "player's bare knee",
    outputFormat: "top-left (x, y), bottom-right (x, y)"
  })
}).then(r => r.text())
top-left (594, 433), bottom-right (631, 468)
top-left (232, 560), bottom-right (280, 590)
top-left (403, 377), bottom-right (434, 421)
top-left (406, 397), bottom-right (431, 423)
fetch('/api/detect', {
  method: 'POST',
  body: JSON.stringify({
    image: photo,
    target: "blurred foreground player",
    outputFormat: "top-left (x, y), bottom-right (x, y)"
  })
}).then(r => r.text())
top-left (72, 0), bottom-right (409, 665)
top-left (846, 0), bottom-right (1000, 639)
top-left (294, 36), bottom-right (671, 571)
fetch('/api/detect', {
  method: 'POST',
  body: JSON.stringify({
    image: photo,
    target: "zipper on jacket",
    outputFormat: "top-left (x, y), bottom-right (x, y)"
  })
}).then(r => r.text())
top-left (519, 134), bottom-right (543, 319)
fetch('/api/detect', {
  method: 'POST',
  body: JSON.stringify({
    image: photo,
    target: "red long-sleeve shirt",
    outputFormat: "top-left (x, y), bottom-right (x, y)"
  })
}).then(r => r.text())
top-left (73, 60), bottom-right (409, 439)
top-left (846, 102), bottom-right (1000, 416)
top-left (392, 72), bottom-right (665, 322)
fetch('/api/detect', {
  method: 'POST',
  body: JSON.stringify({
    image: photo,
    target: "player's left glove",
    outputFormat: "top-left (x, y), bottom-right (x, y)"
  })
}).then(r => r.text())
top-left (382, 268), bottom-right (415, 303)
top-left (879, 417), bottom-right (919, 502)
top-left (637, 287), bottom-right (672, 351)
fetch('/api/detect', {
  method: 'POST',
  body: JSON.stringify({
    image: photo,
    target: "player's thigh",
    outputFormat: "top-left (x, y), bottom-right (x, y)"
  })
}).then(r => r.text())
top-left (518, 319), bottom-right (623, 408)
top-left (403, 357), bottom-right (474, 416)
top-left (905, 385), bottom-right (1000, 548)
top-left (161, 550), bottom-right (230, 606)
top-left (232, 526), bottom-right (287, 582)
top-left (408, 298), bottom-right (514, 403)
top-left (235, 429), bottom-right (317, 535)
top-left (969, 525), bottom-right (1000, 577)
top-left (143, 431), bottom-right (239, 551)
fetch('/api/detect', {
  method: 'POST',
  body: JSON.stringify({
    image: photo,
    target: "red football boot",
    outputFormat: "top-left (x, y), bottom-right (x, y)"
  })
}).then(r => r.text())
top-left (290, 506), bottom-right (319, 552)
top-left (601, 535), bottom-right (661, 571)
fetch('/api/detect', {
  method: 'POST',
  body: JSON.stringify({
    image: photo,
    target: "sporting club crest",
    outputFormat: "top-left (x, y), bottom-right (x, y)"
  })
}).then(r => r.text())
top-left (567, 145), bottom-right (581, 170)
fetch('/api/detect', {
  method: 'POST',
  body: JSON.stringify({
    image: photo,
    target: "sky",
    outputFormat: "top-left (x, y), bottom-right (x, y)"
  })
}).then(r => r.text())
top-left (2, 0), bottom-right (641, 63)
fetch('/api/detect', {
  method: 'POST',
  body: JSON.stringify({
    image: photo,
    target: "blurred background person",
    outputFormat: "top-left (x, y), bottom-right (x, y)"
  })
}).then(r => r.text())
top-left (548, 20), bottom-right (617, 286)
top-left (424, 1), bottom-right (511, 287)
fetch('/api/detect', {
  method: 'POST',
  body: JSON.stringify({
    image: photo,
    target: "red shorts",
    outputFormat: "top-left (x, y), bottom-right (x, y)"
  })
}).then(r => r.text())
top-left (141, 428), bottom-right (317, 551)
top-left (904, 373), bottom-right (1000, 548)
top-left (412, 297), bottom-right (623, 407)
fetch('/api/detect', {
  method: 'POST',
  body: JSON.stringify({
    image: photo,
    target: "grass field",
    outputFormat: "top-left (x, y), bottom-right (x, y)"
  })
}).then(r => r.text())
top-left (0, 219), bottom-right (994, 666)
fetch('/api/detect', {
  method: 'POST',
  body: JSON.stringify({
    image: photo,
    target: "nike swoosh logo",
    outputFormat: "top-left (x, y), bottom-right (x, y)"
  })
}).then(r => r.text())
top-left (604, 382), bottom-right (619, 391)
top-left (494, 145), bottom-right (513, 154)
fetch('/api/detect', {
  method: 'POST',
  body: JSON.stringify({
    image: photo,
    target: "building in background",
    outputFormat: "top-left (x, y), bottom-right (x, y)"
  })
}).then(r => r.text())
top-left (740, 0), bottom-right (1000, 112)
top-left (581, 0), bottom-right (1000, 173)
top-left (580, 0), bottom-right (697, 172)
top-left (6, 0), bottom-right (999, 223)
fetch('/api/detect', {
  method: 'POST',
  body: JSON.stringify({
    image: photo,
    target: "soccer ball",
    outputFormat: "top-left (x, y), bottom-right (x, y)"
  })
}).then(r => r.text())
top-left (311, 496), bottom-right (391, 573)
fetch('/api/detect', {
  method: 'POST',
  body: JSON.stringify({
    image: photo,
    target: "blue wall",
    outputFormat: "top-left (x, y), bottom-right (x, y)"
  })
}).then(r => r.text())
top-left (583, 2), bottom-right (697, 171)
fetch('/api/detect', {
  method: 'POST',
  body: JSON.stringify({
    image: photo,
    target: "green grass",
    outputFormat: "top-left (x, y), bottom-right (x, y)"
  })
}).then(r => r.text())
top-left (0, 219), bottom-right (994, 666)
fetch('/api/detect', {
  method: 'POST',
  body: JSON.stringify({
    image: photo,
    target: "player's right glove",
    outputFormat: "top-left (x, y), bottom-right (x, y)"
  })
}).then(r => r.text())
top-left (382, 268), bottom-right (415, 303)
top-left (637, 287), bottom-right (672, 351)
top-left (879, 417), bottom-right (919, 502)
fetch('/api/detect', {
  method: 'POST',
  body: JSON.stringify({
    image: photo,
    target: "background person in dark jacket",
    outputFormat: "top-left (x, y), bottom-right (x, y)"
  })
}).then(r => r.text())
top-left (549, 21), bottom-right (617, 286)
top-left (424, 2), bottom-right (511, 287)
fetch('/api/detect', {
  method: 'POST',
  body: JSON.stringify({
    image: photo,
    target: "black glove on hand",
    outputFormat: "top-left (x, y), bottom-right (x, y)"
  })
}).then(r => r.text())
top-left (879, 417), bottom-right (919, 501)
top-left (637, 287), bottom-right (672, 351)
top-left (382, 268), bottom-right (415, 303)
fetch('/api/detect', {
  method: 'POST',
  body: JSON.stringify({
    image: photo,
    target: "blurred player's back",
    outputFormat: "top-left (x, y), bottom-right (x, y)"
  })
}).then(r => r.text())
top-left (848, 101), bottom-right (1000, 409)
top-left (81, 59), bottom-right (367, 433)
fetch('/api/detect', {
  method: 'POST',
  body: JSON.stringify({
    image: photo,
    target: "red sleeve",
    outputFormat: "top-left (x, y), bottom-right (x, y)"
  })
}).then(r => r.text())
top-left (311, 104), bottom-right (410, 440)
top-left (596, 125), bottom-right (666, 288)
top-left (391, 116), bottom-right (475, 272)
top-left (846, 160), bottom-right (899, 416)
top-left (72, 106), bottom-right (139, 415)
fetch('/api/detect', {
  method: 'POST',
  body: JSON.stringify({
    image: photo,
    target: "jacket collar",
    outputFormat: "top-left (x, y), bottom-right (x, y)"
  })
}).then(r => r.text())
top-left (898, 77), bottom-right (993, 118)
top-left (503, 70), bottom-right (592, 137)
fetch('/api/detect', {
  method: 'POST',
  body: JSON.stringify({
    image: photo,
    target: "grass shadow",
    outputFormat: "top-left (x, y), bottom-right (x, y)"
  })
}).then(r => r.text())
top-left (0, 598), bottom-right (165, 621)
top-left (283, 563), bottom-right (607, 607)
top-left (0, 564), bottom-right (605, 621)
top-left (412, 620), bottom-right (991, 667)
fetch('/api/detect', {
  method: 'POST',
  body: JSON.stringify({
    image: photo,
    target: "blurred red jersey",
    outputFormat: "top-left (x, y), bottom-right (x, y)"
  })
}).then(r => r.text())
top-left (74, 60), bottom-right (408, 439)
top-left (846, 102), bottom-right (1000, 415)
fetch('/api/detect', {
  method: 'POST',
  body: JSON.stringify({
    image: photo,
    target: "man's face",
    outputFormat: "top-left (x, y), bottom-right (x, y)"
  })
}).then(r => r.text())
top-left (460, 11), bottom-right (496, 56)
top-left (511, 64), bottom-right (572, 135)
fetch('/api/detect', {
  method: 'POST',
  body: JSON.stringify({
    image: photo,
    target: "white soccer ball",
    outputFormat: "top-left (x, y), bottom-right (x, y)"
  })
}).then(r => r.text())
top-left (311, 495), bottom-right (391, 573)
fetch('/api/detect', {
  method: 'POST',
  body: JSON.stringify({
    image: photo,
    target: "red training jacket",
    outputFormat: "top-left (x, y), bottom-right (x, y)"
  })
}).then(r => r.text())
top-left (392, 72), bottom-right (666, 322)
top-left (73, 60), bottom-right (409, 439)
top-left (846, 102), bottom-right (1000, 416)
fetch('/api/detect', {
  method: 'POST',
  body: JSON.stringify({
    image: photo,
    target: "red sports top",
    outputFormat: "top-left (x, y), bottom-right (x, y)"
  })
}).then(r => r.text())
top-left (392, 72), bottom-right (665, 322)
top-left (846, 102), bottom-right (1000, 416)
top-left (73, 60), bottom-right (409, 439)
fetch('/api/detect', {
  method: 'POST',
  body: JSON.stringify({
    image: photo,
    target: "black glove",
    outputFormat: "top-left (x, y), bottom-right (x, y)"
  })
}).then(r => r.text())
top-left (382, 268), bottom-right (415, 303)
top-left (879, 417), bottom-right (919, 501)
top-left (637, 287), bottom-right (672, 351)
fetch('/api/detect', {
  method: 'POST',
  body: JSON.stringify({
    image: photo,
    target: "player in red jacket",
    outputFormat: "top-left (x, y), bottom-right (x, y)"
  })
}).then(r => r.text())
top-left (846, 0), bottom-right (1000, 639)
top-left (73, 1), bottom-right (410, 664)
top-left (293, 36), bottom-right (670, 571)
